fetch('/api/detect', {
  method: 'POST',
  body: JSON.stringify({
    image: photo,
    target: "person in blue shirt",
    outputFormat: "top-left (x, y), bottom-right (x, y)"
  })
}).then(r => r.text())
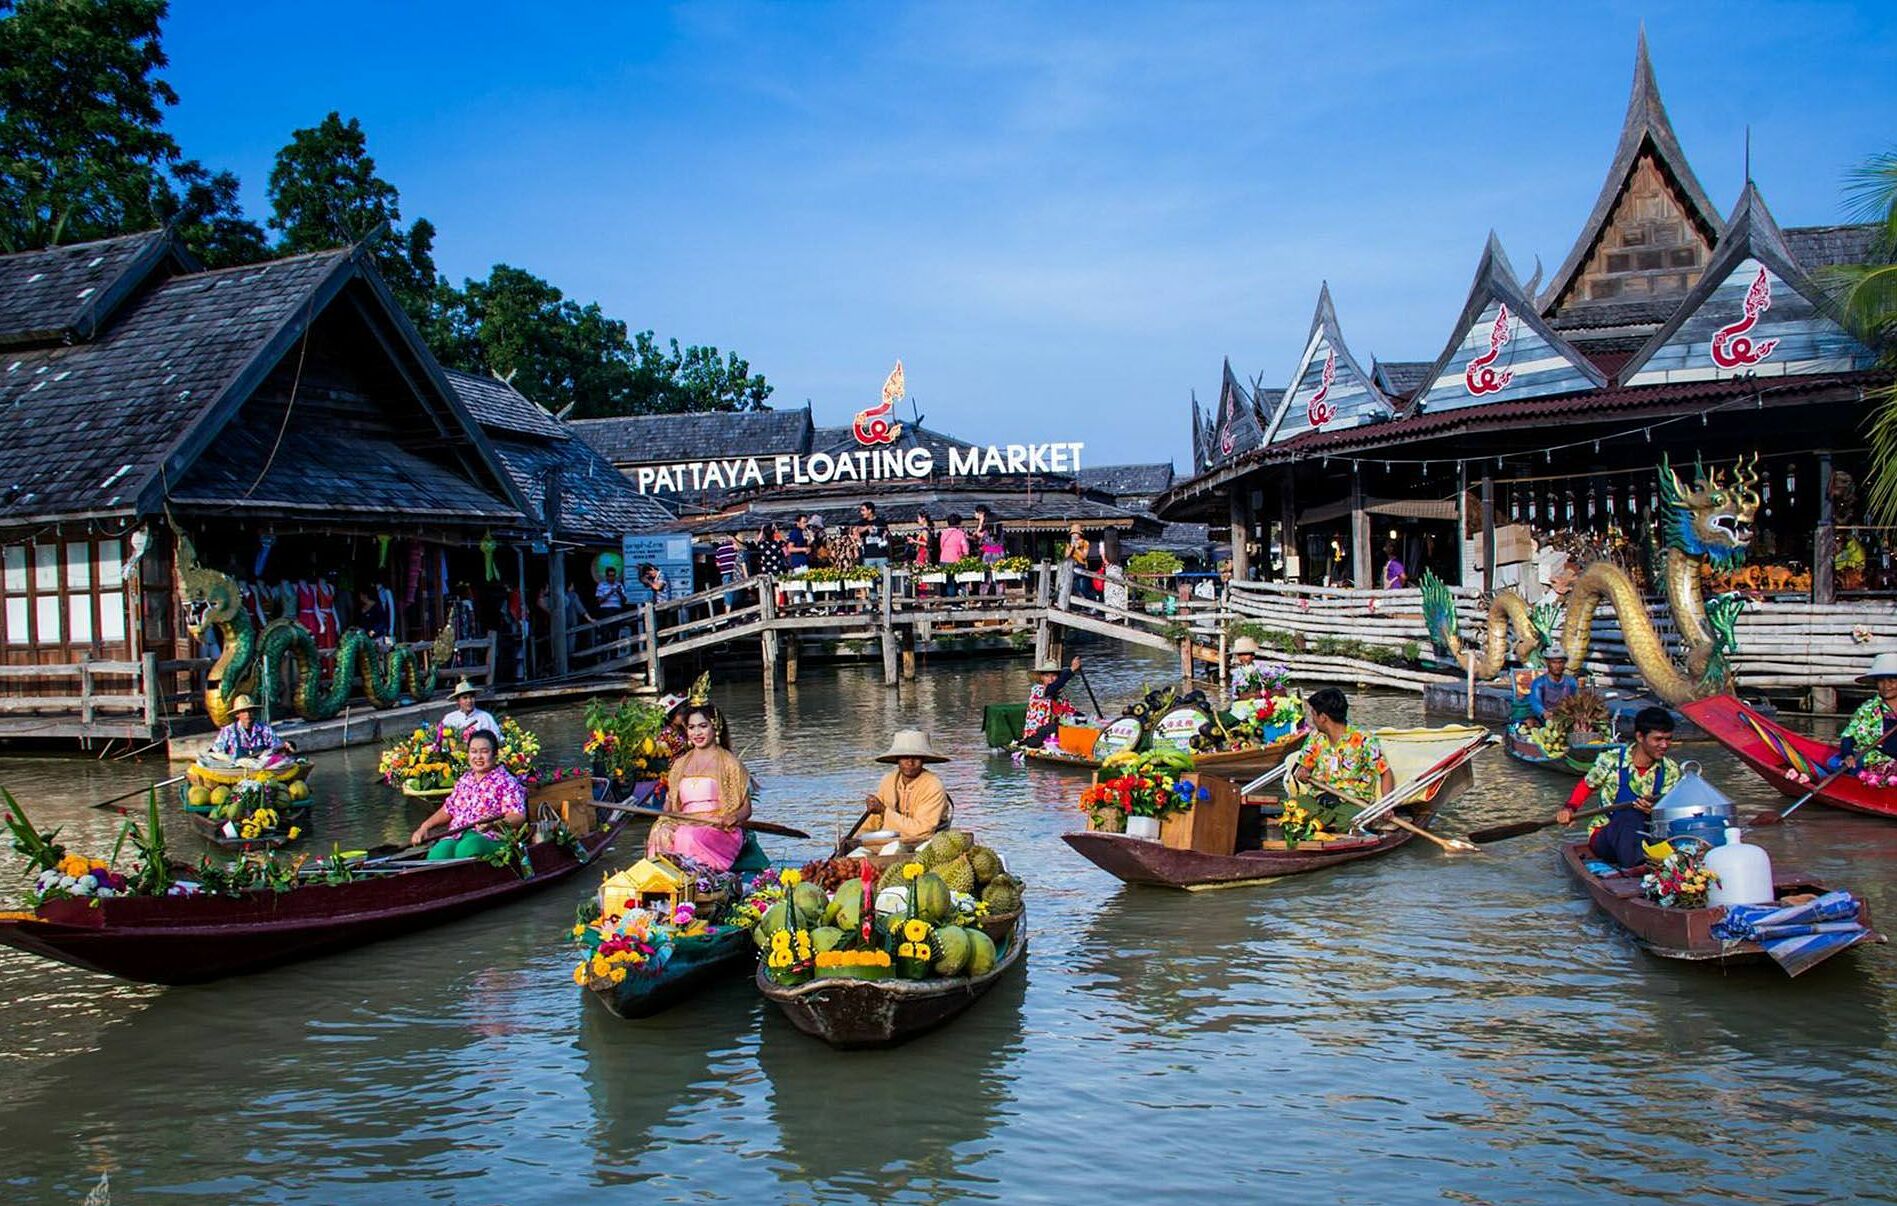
top-left (785, 514), bottom-right (812, 570)
top-left (1523, 646), bottom-right (1579, 726)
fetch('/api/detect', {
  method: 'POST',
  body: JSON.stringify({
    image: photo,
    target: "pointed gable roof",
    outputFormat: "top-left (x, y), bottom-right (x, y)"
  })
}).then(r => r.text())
top-left (0, 230), bottom-right (196, 350)
top-left (1206, 359), bottom-right (1265, 464)
top-left (1190, 390), bottom-right (1210, 472)
top-left (1263, 283), bottom-right (1391, 444)
top-left (1540, 31), bottom-right (1723, 319)
top-left (1412, 233), bottom-right (1606, 414)
top-left (1621, 183), bottom-right (1879, 386)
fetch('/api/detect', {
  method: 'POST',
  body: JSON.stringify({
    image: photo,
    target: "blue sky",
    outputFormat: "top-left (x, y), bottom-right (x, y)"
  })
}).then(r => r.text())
top-left (158, 2), bottom-right (1896, 469)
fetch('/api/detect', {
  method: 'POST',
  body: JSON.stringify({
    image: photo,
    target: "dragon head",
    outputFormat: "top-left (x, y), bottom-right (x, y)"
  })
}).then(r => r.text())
top-left (176, 529), bottom-right (242, 642)
top-left (1659, 454), bottom-right (1761, 570)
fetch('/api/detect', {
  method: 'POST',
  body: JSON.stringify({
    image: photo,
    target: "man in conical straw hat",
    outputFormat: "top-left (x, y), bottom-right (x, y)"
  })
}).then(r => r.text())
top-left (862, 729), bottom-right (953, 846)
top-left (439, 677), bottom-right (501, 741)
top-left (204, 694), bottom-right (289, 766)
top-left (1832, 652), bottom-right (1897, 774)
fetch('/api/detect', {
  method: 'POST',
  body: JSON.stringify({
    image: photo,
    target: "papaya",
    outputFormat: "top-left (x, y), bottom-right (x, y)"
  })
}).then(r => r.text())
top-left (966, 928), bottom-right (998, 977)
top-left (932, 925), bottom-right (972, 976)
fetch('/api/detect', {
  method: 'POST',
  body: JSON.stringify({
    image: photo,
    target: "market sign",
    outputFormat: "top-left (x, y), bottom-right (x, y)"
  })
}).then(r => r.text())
top-left (1090, 716), bottom-right (1145, 760)
top-left (1147, 705), bottom-right (1212, 754)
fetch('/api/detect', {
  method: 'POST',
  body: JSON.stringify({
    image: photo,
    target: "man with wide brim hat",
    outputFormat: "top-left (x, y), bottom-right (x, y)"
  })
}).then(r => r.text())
top-left (440, 677), bottom-right (501, 741)
top-left (206, 693), bottom-right (288, 765)
top-left (862, 729), bottom-right (953, 845)
top-left (1524, 644), bottom-right (1578, 728)
top-left (1834, 652), bottom-right (1897, 773)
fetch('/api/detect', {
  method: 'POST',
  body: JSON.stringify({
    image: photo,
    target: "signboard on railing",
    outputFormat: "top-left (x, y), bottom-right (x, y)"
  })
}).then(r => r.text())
top-left (621, 534), bottom-right (693, 604)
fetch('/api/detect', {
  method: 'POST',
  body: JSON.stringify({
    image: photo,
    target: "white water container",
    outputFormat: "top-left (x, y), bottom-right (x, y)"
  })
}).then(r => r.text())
top-left (1705, 827), bottom-right (1774, 906)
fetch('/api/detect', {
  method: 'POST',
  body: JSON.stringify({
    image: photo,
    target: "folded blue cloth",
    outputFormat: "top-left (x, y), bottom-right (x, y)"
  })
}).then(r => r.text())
top-left (1585, 859), bottom-right (1619, 877)
top-left (1713, 890), bottom-right (1866, 976)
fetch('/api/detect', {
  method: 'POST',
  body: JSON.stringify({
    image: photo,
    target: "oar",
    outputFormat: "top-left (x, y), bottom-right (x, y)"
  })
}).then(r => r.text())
top-left (1240, 761), bottom-right (1292, 796)
top-left (595, 802), bottom-right (811, 840)
top-left (91, 774), bottom-right (187, 811)
top-left (1076, 664), bottom-right (1106, 721)
top-left (1313, 778), bottom-right (1479, 854)
top-left (1468, 806), bottom-right (1611, 845)
top-left (1747, 767), bottom-right (1851, 827)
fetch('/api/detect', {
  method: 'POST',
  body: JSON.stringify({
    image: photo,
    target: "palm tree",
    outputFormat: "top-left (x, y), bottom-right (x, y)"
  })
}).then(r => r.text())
top-left (1827, 150), bottom-right (1897, 521)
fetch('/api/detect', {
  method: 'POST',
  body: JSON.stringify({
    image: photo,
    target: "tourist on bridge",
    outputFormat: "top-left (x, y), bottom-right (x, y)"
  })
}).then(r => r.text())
top-left (1066, 524), bottom-right (1093, 600)
top-left (1522, 647), bottom-right (1578, 727)
top-left (785, 514), bottom-right (812, 570)
top-left (1289, 687), bottom-right (1394, 831)
top-left (1022, 655), bottom-right (1083, 746)
top-left (204, 694), bottom-right (290, 766)
top-left (1830, 653), bottom-right (1897, 773)
top-left (863, 729), bottom-right (954, 846)
top-left (938, 513), bottom-right (971, 596)
top-left (647, 703), bottom-right (754, 872)
top-left (440, 678), bottom-right (500, 742)
top-left (855, 502), bottom-right (892, 568)
top-left (410, 728), bottom-right (527, 861)
top-left (1556, 706), bottom-right (1681, 869)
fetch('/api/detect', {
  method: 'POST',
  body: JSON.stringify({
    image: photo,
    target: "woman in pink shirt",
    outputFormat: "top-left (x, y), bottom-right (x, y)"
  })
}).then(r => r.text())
top-left (937, 513), bottom-right (972, 597)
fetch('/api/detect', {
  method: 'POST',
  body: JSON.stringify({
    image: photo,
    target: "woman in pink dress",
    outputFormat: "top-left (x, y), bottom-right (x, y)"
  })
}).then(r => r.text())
top-left (647, 704), bottom-right (751, 871)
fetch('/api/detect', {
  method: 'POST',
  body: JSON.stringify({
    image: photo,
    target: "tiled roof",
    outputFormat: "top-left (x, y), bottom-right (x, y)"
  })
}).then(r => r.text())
top-left (1547, 297), bottom-right (1679, 331)
top-left (0, 251), bottom-right (351, 523)
top-left (488, 435), bottom-right (675, 540)
top-left (570, 406), bottom-right (814, 465)
top-left (1371, 360), bottom-right (1432, 399)
top-left (444, 368), bottom-right (566, 439)
top-left (0, 230), bottom-right (186, 350)
top-left (1784, 223), bottom-right (1882, 270)
top-left (1077, 462), bottom-right (1174, 497)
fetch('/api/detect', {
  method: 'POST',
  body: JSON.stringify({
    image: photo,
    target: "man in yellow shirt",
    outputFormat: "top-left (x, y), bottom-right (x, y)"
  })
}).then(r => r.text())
top-left (863, 729), bottom-right (954, 845)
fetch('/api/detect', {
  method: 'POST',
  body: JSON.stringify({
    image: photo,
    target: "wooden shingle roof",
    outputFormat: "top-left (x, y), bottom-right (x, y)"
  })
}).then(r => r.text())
top-left (1077, 463), bottom-right (1175, 497)
top-left (0, 230), bottom-right (192, 350)
top-left (570, 406), bottom-right (814, 465)
top-left (445, 368), bottom-right (567, 439)
top-left (1784, 223), bottom-right (1882, 270)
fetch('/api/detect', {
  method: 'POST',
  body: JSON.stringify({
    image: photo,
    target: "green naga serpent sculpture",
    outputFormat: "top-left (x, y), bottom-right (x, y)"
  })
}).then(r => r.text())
top-left (178, 531), bottom-right (457, 726)
top-left (1421, 455), bottom-right (1758, 705)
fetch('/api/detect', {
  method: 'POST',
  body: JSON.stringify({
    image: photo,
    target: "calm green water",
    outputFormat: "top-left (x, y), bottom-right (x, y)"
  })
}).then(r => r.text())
top-left (0, 648), bottom-right (1893, 1204)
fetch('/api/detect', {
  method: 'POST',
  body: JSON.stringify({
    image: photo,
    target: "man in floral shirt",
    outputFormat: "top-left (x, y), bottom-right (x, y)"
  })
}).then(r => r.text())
top-left (1832, 654), bottom-right (1897, 772)
top-left (1558, 706), bottom-right (1681, 868)
top-left (1290, 688), bottom-right (1393, 830)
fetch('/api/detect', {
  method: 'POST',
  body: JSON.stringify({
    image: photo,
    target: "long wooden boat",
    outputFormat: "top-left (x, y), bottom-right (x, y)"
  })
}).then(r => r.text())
top-left (1502, 725), bottom-right (1609, 776)
top-left (1558, 842), bottom-right (1882, 970)
top-left (757, 921), bottom-right (1028, 1049)
top-left (1018, 727), bottom-right (1307, 774)
top-left (0, 805), bottom-right (636, 986)
top-left (589, 926), bottom-right (755, 1020)
top-left (1062, 726), bottom-right (1491, 890)
top-left (1681, 694), bottom-right (1897, 820)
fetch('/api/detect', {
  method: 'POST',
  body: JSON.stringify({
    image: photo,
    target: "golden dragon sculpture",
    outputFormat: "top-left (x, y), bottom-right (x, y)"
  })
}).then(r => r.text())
top-left (1422, 455), bottom-right (1758, 704)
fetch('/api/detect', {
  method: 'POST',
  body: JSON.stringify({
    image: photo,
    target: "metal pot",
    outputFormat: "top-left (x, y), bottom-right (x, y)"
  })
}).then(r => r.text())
top-left (1648, 760), bottom-right (1736, 843)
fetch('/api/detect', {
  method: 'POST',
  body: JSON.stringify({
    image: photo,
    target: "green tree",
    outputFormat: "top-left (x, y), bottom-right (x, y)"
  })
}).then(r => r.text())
top-left (632, 332), bottom-right (774, 414)
top-left (153, 159), bottom-right (268, 267)
top-left (0, 0), bottom-right (177, 250)
top-left (1829, 149), bottom-right (1897, 521)
top-left (266, 111), bottom-right (440, 325)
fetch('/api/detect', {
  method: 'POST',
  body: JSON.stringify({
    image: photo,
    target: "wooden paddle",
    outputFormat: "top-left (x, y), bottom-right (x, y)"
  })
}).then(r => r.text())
top-left (1312, 778), bottom-right (1479, 854)
top-left (91, 774), bottom-right (187, 811)
top-left (1076, 664), bottom-right (1106, 721)
top-left (832, 808), bottom-right (874, 857)
top-left (596, 801), bottom-right (811, 840)
top-left (1747, 767), bottom-right (1850, 827)
top-left (1468, 806), bottom-right (1611, 846)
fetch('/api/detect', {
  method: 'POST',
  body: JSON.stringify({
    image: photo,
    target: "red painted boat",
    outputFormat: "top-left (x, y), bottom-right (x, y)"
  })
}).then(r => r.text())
top-left (1681, 694), bottom-right (1897, 820)
top-left (0, 810), bottom-right (633, 986)
top-left (1558, 842), bottom-right (1882, 970)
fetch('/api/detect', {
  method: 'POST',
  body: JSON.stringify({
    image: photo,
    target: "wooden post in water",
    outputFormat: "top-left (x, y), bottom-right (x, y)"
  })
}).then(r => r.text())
top-left (1350, 466), bottom-right (1371, 589)
top-left (879, 566), bottom-right (898, 687)
top-left (1480, 474), bottom-right (1496, 595)
top-left (785, 633), bottom-right (799, 684)
top-left (901, 626), bottom-right (917, 681)
top-left (643, 599), bottom-right (661, 690)
top-left (758, 576), bottom-right (779, 687)
top-left (1280, 473), bottom-right (1298, 583)
top-left (141, 650), bottom-right (159, 734)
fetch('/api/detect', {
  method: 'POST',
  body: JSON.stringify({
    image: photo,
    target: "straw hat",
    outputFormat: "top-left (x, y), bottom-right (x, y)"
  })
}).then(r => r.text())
top-left (451, 678), bottom-right (479, 698)
top-left (1231, 636), bottom-right (1260, 656)
top-left (228, 694), bottom-right (258, 713)
top-left (1857, 652), bottom-right (1897, 684)
top-left (876, 729), bottom-right (949, 764)
top-left (1032, 659), bottom-right (1063, 674)
top-left (1543, 645), bottom-right (1569, 662)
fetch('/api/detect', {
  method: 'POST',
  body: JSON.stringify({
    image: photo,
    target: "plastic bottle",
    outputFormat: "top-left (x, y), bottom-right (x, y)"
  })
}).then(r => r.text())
top-left (1705, 827), bottom-right (1774, 907)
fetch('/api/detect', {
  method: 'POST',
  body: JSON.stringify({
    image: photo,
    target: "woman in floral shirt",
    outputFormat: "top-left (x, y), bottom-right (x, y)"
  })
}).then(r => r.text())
top-left (411, 729), bottom-right (527, 860)
top-left (1290, 688), bottom-right (1393, 830)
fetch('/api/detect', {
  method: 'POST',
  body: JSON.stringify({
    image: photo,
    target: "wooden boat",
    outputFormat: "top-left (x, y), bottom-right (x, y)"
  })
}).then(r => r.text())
top-left (757, 920), bottom-right (1028, 1048)
top-left (399, 783), bottom-right (454, 801)
top-left (1503, 725), bottom-right (1609, 776)
top-left (1558, 842), bottom-right (1882, 969)
top-left (184, 758), bottom-right (311, 789)
top-left (589, 925), bottom-right (756, 1020)
top-left (1018, 727), bottom-right (1307, 774)
top-left (1063, 726), bottom-right (1492, 890)
top-left (185, 804), bottom-right (313, 852)
top-left (0, 797), bottom-right (638, 986)
top-left (1682, 694), bottom-right (1897, 820)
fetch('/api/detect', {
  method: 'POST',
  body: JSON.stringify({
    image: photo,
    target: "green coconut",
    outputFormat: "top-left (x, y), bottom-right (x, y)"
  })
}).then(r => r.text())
top-left (831, 879), bottom-right (865, 932)
top-left (789, 881), bottom-right (828, 922)
top-left (753, 901), bottom-right (788, 948)
top-left (932, 925), bottom-right (972, 976)
top-left (811, 926), bottom-right (845, 955)
top-left (915, 872), bottom-right (952, 923)
top-left (966, 928), bottom-right (998, 977)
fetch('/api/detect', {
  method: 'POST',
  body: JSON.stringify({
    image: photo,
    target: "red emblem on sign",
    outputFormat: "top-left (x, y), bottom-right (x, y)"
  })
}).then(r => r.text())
top-left (1306, 350), bottom-right (1337, 427)
top-left (1710, 265), bottom-right (1780, 369)
top-left (1464, 304), bottom-right (1515, 396)
top-left (852, 399), bottom-right (900, 445)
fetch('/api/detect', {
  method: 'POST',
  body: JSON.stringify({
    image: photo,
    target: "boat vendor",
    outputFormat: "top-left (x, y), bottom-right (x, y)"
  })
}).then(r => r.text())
top-left (1228, 636), bottom-right (1268, 698)
top-left (1288, 687), bottom-right (1395, 830)
top-left (648, 702), bottom-right (754, 872)
top-left (1522, 647), bottom-right (1579, 727)
top-left (439, 678), bottom-right (500, 741)
top-left (862, 729), bottom-right (954, 845)
top-left (203, 695), bottom-right (290, 766)
top-left (1022, 655), bottom-right (1083, 746)
top-left (1555, 705), bottom-right (1681, 869)
top-left (410, 728), bottom-right (527, 860)
top-left (1829, 653), bottom-right (1897, 773)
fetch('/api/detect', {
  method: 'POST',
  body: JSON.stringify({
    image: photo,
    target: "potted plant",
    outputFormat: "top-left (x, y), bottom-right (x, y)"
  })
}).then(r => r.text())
top-left (992, 555), bottom-right (1031, 583)
top-left (1078, 751), bottom-right (1206, 841)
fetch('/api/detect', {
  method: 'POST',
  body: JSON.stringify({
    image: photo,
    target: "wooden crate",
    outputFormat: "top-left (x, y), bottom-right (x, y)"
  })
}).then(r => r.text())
top-left (529, 779), bottom-right (596, 836)
top-left (1158, 772), bottom-right (1238, 855)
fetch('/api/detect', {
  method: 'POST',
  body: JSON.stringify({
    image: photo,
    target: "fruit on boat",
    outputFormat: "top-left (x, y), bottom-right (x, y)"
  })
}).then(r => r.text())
top-left (287, 781), bottom-right (310, 801)
top-left (968, 846), bottom-right (1002, 882)
top-left (753, 901), bottom-right (789, 948)
top-left (914, 872), bottom-right (951, 923)
top-left (812, 926), bottom-right (845, 955)
top-left (790, 881), bottom-right (827, 920)
top-left (934, 855), bottom-right (976, 895)
top-left (965, 928), bottom-right (997, 977)
top-left (981, 874), bottom-right (1022, 915)
top-left (186, 785), bottom-right (211, 808)
top-left (932, 925), bottom-right (972, 976)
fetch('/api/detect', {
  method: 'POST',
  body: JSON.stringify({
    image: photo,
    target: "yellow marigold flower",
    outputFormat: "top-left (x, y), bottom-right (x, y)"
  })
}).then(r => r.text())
top-left (610, 967), bottom-right (627, 984)
top-left (770, 930), bottom-right (792, 950)
top-left (779, 869), bottom-right (802, 888)
top-left (897, 942), bottom-right (915, 958)
top-left (572, 964), bottom-right (586, 984)
top-left (287, 827), bottom-right (301, 840)
top-left (902, 918), bottom-right (929, 942)
top-left (902, 862), bottom-right (924, 880)
top-left (571, 923), bottom-right (586, 938)
top-left (591, 954), bottom-right (609, 977)
top-left (915, 944), bottom-right (931, 961)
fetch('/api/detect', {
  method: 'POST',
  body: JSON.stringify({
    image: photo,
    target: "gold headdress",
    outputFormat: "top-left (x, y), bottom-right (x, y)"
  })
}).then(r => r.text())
top-left (687, 672), bottom-right (712, 707)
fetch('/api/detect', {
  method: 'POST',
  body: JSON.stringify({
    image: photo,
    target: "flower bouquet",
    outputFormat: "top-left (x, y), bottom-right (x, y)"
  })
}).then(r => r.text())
top-left (1276, 797), bottom-right (1325, 849)
top-left (378, 725), bottom-right (465, 794)
top-left (583, 696), bottom-right (671, 783)
top-left (1641, 845), bottom-right (1719, 909)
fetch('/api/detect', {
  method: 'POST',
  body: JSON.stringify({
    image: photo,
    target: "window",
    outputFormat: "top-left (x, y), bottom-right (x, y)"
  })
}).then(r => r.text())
top-left (5, 598), bottom-right (25, 644)
top-left (34, 544), bottom-right (57, 591)
top-left (3, 546), bottom-right (23, 593)
top-left (98, 540), bottom-right (123, 583)
top-left (66, 542), bottom-right (90, 589)
top-left (67, 595), bottom-right (92, 644)
top-left (99, 591), bottom-right (125, 643)
top-left (35, 594), bottom-right (59, 643)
